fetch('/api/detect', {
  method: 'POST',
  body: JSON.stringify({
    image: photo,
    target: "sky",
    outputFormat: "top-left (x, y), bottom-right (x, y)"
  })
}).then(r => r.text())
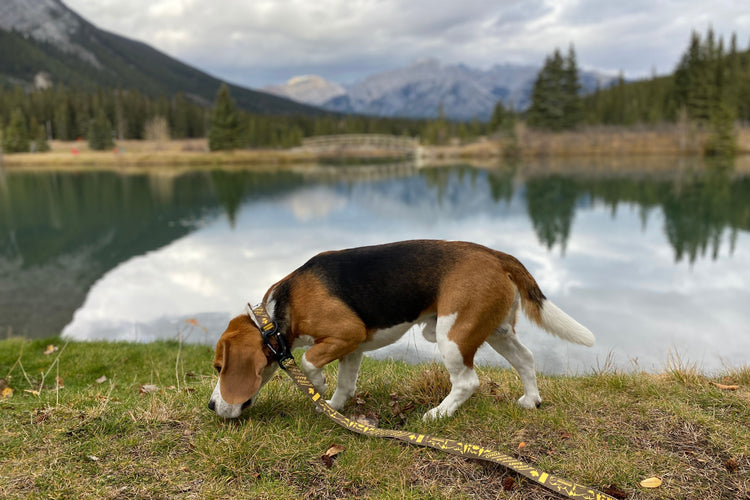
top-left (63, 0), bottom-right (750, 89)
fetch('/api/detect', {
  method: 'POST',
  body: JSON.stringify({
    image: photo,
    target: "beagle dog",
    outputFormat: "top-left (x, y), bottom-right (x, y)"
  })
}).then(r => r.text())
top-left (209, 240), bottom-right (594, 420)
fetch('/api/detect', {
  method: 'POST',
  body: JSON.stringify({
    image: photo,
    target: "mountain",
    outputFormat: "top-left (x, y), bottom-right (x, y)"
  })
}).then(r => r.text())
top-left (266, 59), bottom-right (617, 121)
top-left (264, 75), bottom-right (346, 106)
top-left (0, 0), bottom-right (322, 115)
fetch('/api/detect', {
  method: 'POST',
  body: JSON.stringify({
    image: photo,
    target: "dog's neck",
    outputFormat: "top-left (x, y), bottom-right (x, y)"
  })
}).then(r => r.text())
top-left (254, 280), bottom-right (296, 360)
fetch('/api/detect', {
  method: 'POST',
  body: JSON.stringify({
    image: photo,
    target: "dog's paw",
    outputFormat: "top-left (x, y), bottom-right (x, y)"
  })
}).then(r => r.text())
top-left (517, 394), bottom-right (542, 409)
top-left (326, 398), bottom-right (344, 411)
top-left (422, 406), bottom-right (450, 421)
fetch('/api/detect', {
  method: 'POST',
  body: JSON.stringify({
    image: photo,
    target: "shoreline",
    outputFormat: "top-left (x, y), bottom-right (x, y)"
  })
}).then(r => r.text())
top-left (2, 125), bottom-right (749, 169)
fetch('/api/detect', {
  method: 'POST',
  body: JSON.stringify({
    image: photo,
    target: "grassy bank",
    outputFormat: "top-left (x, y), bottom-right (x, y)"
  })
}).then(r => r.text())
top-left (1, 337), bottom-right (748, 499)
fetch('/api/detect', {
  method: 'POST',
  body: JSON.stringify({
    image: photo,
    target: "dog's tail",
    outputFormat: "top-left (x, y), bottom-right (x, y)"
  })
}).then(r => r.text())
top-left (502, 253), bottom-right (595, 347)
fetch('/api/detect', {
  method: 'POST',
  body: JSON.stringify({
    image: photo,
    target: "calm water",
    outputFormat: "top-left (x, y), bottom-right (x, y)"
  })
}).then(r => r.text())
top-left (2, 161), bottom-right (749, 374)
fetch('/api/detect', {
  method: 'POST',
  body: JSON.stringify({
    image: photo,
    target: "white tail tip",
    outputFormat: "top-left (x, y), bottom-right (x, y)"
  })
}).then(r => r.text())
top-left (539, 300), bottom-right (595, 347)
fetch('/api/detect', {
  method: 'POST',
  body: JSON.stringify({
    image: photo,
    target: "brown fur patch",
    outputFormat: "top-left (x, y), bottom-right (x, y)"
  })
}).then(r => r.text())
top-left (286, 272), bottom-right (368, 368)
top-left (437, 248), bottom-right (517, 367)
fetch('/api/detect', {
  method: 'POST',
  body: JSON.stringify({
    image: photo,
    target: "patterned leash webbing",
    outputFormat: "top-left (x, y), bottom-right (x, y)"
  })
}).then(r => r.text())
top-left (279, 358), bottom-right (616, 500)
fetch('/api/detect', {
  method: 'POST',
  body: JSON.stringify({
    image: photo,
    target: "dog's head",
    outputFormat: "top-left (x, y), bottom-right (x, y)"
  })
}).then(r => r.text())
top-left (208, 315), bottom-right (277, 418)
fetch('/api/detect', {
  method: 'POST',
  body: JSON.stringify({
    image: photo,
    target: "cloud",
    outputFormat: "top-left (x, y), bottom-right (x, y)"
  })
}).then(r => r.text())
top-left (65, 0), bottom-right (750, 86)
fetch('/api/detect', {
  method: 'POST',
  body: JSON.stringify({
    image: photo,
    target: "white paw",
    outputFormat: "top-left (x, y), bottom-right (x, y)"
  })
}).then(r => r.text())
top-left (423, 406), bottom-right (450, 421)
top-left (326, 398), bottom-right (344, 411)
top-left (517, 394), bottom-right (542, 409)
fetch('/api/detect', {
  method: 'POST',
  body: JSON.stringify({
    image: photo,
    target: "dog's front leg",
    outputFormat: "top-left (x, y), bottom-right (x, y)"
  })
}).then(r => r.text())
top-left (328, 351), bottom-right (363, 410)
top-left (300, 336), bottom-right (363, 396)
top-left (301, 352), bottom-right (328, 394)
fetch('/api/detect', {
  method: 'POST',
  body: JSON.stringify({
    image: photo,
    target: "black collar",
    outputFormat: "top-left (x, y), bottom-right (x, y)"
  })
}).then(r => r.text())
top-left (247, 302), bottom-right (292, 365)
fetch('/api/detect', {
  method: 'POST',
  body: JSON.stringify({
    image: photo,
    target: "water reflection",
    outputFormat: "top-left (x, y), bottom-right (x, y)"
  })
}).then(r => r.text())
top-left (1, 161), bottom-right (749, 373)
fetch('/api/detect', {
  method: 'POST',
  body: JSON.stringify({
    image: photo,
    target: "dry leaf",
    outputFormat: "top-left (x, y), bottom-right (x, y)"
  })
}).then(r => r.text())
top-left (640, 477), bottom-right (662, 488)
top-left (517, 441), bottom-right (527, 450)
top-left (88, 455), bottom-right (99, 462)
top-left (711, 382), bottom-right (739, 391)
top-left (139, 384), bottom-right (159, 394)
top-left (56, 376), bottom-right (65, 389)
top-left (321, 443), bottom-right (345, 468)
top-left (43, 344), bottom-right (58, 355)
top-left (0, 379), bottom-right (12, 399)
top-left (325, 444), bottom-right (346, 457)
top-left (24, 389), bottom-right (40, 397)
top-left (95, 375), bottom-right (107, 384)
top-left (185, 318), bottom-right (208, 332)
top-left (560, 431), bottom-right (573, 440)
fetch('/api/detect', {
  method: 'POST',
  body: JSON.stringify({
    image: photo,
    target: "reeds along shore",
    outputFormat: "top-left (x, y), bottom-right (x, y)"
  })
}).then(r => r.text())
top-left (511, 123), bottom-right (750, 158)
top-left (1, 124), bottom-right (749, 168)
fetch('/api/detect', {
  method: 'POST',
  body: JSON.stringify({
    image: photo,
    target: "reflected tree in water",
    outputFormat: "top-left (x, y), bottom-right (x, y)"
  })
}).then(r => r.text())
top-left (662, 159), bottom-right (740, 263)
top-left (525, 176), bottom-right (580, 253)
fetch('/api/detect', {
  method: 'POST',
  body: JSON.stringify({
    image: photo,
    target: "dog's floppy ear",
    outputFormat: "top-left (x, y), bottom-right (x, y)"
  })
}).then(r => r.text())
top-left (217, 329), bottom-right (268, 405)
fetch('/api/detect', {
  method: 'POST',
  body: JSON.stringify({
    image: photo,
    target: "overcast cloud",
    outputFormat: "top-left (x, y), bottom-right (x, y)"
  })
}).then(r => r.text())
top-left (63, 0), bottom-right (750, 88)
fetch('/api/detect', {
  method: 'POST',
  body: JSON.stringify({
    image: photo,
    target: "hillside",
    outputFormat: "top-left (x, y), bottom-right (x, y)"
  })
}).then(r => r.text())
top-left (0, 0), bottom-right (323, 115)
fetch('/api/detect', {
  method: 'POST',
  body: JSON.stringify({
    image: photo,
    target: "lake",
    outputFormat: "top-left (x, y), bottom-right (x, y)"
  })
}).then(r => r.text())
top-left (2, 159), bottom-right (749, 374)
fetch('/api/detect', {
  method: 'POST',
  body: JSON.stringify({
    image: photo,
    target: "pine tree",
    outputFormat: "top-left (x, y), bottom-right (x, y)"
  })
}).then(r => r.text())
top-left (1, 108), bottom-right (30, 153)
top-left (562, 44), bottom-right (583, 129)
top-left (490, 100), bottom-right (515, 133)
top-left (88, 109), bottom-right (114, 150)
top-left (208, 84), bottom-right (240, 151)
top-left (527, 47), bottom-right (581, 131)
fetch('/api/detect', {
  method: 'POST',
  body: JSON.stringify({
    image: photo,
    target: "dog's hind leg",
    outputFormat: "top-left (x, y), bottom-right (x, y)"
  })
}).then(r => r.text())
top-left (486, 325), bottom-right (541, 408)
top-left (327, 351), bottom-right (363, 410)
top-left (423, 313), bottom-right (480, 420)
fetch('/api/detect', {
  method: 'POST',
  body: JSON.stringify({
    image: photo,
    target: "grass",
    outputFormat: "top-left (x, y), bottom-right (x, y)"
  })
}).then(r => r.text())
top-left (1, 336), bottom-right (748, 499)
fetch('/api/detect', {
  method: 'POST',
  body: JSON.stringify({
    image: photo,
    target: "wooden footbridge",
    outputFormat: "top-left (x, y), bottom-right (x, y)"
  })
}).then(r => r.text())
top-left (300, 134), bottom-right (420, 157)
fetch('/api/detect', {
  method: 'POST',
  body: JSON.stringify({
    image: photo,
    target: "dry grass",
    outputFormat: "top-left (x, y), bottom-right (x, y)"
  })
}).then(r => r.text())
top-left (1, 337), bottom-right (749, 499)
top-left (3, 125), bottom-right (750, 170)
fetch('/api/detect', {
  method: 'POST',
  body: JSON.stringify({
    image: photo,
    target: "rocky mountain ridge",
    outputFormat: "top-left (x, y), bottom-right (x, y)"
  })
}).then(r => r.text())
top-left (265, 58), bottom-right (616, 121)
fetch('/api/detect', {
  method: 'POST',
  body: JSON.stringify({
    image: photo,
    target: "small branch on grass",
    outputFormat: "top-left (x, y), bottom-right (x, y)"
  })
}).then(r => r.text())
top-left (175, 329), bottom-right (182, 392)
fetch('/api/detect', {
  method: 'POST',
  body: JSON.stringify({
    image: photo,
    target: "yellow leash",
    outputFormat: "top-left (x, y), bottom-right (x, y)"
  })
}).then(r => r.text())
top-left (279, 357), bottom-right (616, 500)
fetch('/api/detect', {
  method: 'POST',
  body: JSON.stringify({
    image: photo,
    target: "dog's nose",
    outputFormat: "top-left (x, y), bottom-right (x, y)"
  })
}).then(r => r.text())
top-left (208, 399), bottom-right (216, 412)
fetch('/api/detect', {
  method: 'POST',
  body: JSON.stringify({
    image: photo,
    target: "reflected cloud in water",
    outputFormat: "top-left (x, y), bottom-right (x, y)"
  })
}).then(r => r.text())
top-left (52, 165), bottom-right (750, 374)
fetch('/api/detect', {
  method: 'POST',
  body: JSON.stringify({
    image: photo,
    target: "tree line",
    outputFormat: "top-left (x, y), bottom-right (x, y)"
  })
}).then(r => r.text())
top-left (0, 83), bottom-right (492, 153)
top-left (491, 28), bottom-right (748, 157)
top-left (583, 29), bottom-right (750, 127)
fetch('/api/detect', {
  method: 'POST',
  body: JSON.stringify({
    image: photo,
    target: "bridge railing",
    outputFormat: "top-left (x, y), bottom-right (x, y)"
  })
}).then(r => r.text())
top-left (300, 134), bottom-right (420, 154)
